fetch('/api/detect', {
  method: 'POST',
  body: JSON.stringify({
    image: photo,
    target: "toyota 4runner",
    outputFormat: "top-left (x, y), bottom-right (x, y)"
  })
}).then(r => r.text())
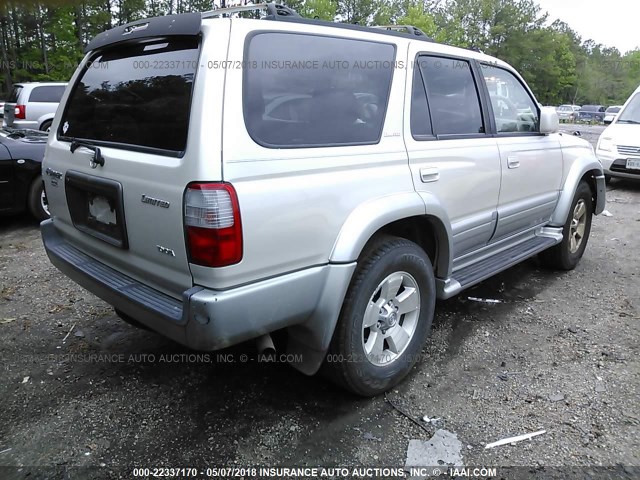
top-left (41, 4), bottom-right (606, 396)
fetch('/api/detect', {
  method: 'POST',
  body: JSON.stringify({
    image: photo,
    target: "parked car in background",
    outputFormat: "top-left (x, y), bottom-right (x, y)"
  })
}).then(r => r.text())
top-left (596, 85), bottom-right (640, 182)
top-left (603, 105), bottom-right (622, 125)
top-left (578, 105), bottom-right (606, 123)
top-left (0, 126), bottom-right (49, 221)
top-left (3, 82), bottom-right (67, 131)
top-left (557, 104), bottom-right (581, 122)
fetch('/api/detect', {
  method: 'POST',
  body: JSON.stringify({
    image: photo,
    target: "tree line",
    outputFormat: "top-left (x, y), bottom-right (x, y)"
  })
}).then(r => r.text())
top-left (1, 0), bottom-right (638, 105)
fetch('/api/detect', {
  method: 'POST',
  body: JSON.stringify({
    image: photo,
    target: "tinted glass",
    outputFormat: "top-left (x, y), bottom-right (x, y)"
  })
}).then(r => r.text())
top-left (481, 65), bottom-right (539, 133)
top-left (29, 86), bottom-right (66, 103)
top-left (244, 33), bottom-right (395, 147)
top-left (410, 66), bottom-right (432, 137)
top-left (8, 86), bottom-right (22, 103)
top-left (60, 37), bottom-right (200, 154)
top-left (605, 106), bottom-right (620, 113)
top-left (419, 56), bottom-right (484, 135)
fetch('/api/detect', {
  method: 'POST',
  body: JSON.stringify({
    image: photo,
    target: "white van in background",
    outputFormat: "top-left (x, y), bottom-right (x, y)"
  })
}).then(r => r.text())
top-left (3, 82), bottom-right (68, 131)
top-left (596, 85), bottom-right (640, 182)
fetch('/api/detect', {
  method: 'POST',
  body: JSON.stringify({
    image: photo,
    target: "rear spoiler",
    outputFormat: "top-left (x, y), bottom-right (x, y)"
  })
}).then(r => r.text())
top-left (84, 12), bottom-right (201, 53)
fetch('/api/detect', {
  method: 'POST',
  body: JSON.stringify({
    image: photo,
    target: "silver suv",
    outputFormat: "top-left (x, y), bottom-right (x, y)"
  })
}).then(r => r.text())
top-left (3, 82), bottom-right (68, 131)
top-left (41, 4), bottom-right (606, 396)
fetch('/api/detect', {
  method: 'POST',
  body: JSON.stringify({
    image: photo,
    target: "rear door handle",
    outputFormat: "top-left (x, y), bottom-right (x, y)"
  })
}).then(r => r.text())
top-left (507, 156), bottom-right (520, 169)
top-left (420, 167), bottom-right (439, 183)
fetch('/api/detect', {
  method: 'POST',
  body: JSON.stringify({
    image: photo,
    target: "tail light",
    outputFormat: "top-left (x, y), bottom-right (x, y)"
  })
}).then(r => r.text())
top-left (184, 183), bottom-right (242, 267)
top-left (15, 105), bottom-right (26, 119)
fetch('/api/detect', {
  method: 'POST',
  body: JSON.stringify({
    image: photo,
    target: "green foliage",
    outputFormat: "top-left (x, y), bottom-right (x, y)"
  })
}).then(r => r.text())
top-left (299, 0), bottom-right (337, 20)
top-left (396, 5), bottom-right (437, 38)
top-left (0, 0), bottom-right (638, 106)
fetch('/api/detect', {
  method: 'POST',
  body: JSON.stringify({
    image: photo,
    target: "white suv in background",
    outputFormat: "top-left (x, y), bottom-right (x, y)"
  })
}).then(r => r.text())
top-left (3, 82), bottom-right (68, 131)
top-left (597, 85), bottom-right (640, 182)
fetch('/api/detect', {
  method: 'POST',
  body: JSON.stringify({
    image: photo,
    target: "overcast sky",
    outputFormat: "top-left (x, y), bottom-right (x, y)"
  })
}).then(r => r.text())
top-left (535, 0), bottom-right (640, 54)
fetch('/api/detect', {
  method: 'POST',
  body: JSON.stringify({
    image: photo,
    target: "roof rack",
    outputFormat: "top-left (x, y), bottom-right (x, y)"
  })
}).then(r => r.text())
top-left (202, 2), bottom-right (300, 19)
top-left (371, 25), bottom-right (429, 37)
top-left (201, 2), bottom-right (435, 43)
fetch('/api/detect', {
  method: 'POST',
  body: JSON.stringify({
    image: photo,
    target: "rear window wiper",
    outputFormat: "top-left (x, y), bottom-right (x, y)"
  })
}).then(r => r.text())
top-left (70, 140), bottom-right (105, 168)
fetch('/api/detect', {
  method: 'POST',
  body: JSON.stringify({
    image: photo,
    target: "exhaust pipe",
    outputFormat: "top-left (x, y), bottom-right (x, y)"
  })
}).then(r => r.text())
top-left (256, 333), bottom-right (276, 356)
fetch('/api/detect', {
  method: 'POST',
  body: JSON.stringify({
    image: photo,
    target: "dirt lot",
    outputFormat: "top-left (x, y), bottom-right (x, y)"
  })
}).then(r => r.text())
top-left (1, 175), bottom-right (638, 479)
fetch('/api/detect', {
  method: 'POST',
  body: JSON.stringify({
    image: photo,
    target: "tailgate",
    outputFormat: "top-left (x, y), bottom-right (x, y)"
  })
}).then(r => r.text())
top-left (3, 85), bottom-right (21, 126)
top-left (43, 17), bottom-right (229, 299)
top-left (3, 102), bottom-right (15, 125)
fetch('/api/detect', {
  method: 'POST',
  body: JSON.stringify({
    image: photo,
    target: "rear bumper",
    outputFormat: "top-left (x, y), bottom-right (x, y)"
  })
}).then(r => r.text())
top-left (41, 219), bottom-right (338, 351)
top-left (4, 119), bottom-right (39, 129)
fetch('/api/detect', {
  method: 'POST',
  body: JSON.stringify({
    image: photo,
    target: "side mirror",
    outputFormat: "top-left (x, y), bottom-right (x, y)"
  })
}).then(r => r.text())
top-left (539, 106), bottom-right (559, 134)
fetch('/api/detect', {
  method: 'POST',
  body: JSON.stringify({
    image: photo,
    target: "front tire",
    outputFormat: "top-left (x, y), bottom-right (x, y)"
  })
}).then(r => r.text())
top-left (324, 236), bottom-right (436, 397)
top-left (28, 176), bottom-right (50, 222)
top-left (539, 181), bottom-right (593, 270)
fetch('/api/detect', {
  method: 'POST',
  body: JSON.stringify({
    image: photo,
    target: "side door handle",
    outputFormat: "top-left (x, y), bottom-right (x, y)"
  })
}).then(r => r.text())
top-left (507, 156), bottom-right (520, 169)
top-left (420, 167), bottom-right (439, 183)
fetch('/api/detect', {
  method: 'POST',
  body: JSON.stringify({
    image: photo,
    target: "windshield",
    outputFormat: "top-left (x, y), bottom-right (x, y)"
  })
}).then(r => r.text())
top-left (605, 106), bottom-right (620, 114)
top-left (558, 105), bottom-right (571, 111)
top-left (59, 37), bottom-right (200, 156)
top-left (617, 93), bottom-right (640, 124)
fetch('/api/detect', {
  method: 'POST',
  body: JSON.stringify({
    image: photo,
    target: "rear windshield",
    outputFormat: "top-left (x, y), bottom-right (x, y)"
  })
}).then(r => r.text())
top-left (8, 85), bottom-right (22, 103)
top-left (59, 37), bottom-right (200, 155)
top-left (29, 85), bottom-right (66, 103)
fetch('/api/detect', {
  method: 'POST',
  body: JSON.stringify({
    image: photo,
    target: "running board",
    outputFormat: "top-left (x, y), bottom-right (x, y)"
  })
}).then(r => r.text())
top-left (454, 236), bottom-right (556, 288)
top-left (437, 235), bottom-right (558, 299)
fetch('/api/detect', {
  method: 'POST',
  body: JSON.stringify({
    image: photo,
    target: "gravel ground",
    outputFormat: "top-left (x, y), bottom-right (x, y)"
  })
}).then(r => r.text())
top-left (0, 165), bottom-right (638, 479)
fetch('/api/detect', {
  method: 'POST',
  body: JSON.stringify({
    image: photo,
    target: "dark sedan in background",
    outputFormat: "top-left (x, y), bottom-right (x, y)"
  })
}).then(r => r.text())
top-left (0, 127), bottom-right (49, 221)
top-left (578, 104), bottom-right (606, 123)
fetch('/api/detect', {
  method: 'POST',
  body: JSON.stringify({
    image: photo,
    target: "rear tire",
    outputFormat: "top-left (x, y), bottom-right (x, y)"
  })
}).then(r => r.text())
top-left (40, 120), bottom-right (52, 132)
top-left (115, 309), bottom-right (151, 331)
top-left (28, 176), bottom-right (50, 222)
top-left (539, 181), bottom-right (593, 270)
top-left (323, 235), bottom-right (436, 397)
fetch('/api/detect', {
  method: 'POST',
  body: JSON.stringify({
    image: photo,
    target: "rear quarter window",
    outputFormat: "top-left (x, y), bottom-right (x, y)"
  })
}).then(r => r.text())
top-left (59, 37), bottom-right (200, 156)
top-left (29, 86), bottom-right (66, 103)
top-left (243, 32), bottom-right (396, 148)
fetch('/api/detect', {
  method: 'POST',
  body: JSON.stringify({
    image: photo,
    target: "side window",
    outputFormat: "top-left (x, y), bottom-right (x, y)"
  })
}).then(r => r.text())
top-left (418, 56), bottom-right (484, 136)
top-left (29, 86), bottom-right (65, 103)
top-left (481, 65), bottom-right (539, 133)
top-left (244, 33), bottom-right (395, 148)
top-left (410, 65), bottom-right (432, 137)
